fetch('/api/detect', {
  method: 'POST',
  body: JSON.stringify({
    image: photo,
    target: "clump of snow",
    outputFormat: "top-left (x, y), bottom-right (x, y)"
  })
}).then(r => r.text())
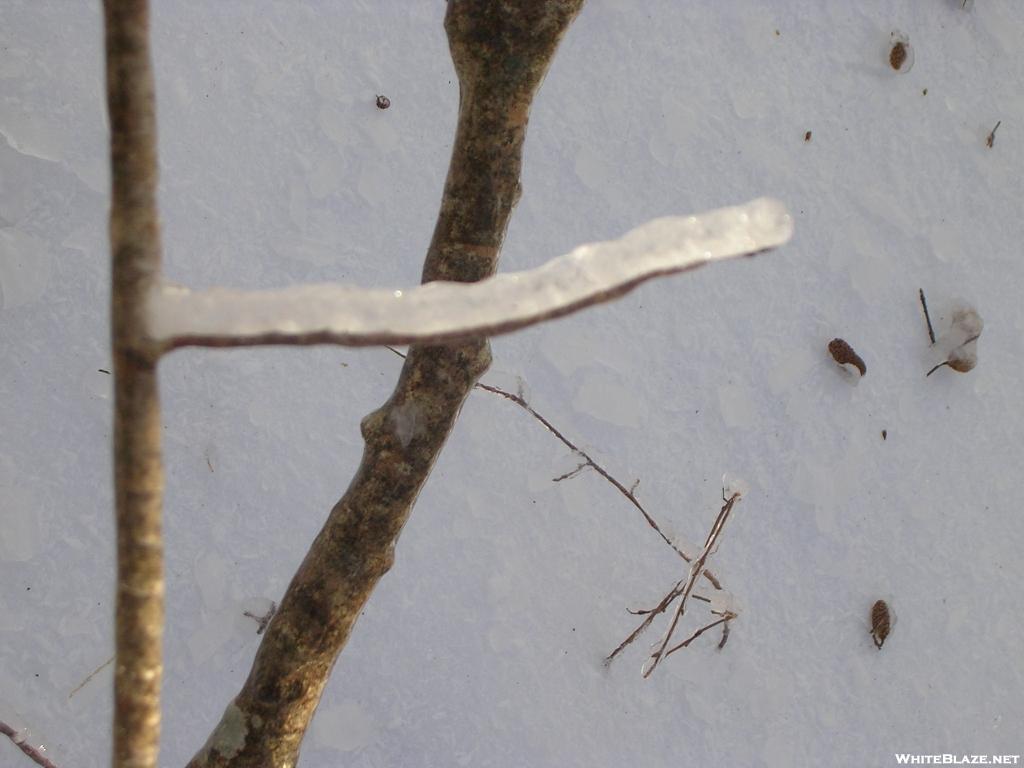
top-left (389, 401), bottom-right (422, 447)
top-left (197, 702), bottom-right (248, 761)
top-left (710, 590), bottom-right (739, 616)
top-left (930, 306), bottom-right (984, 375)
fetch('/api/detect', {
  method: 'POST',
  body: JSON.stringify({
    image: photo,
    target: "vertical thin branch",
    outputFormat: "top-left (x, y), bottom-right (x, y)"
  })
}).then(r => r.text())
top-left (187, 4), bottom-right (586, 767)
top-left (104, 2), bottom-right (166, 767)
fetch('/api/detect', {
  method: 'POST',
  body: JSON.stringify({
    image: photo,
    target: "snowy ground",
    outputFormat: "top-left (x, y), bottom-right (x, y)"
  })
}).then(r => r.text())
top-left (2, 2), bottom-right (1023, 767)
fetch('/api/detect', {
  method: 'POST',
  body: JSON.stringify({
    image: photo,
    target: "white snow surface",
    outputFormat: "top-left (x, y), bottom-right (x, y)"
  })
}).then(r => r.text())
top-left (3, 2), bottom-right (1024, 768)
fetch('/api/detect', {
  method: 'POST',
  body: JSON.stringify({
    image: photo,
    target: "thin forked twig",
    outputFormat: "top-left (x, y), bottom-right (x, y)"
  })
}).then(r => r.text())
top-left (242, 601), bottom-right (277, 635)
top-left (605, 577), bottom-right (685, 664)
top-left (552, 462), bottom-right (589, 482)
top-left (602, 490), bottom-right (740, 672)
top-left (385, 352), bottom-right (737, 663)
top-left (384, 347), bottom-right (736, 659)
top-left (626, 589), bottom-right (713, 613)
top-left (0, 721), bottom-right (61, 768)
top-left (608, 580), bottom-right (725, 660)
top-left (641, 491), bottom-right (740, 678)
top-left (475, 381), bottom-right (724, 589)
top-left (664, 612), bottom-right (736, 658)
top-left (384, 345), bottom-right (723, 592)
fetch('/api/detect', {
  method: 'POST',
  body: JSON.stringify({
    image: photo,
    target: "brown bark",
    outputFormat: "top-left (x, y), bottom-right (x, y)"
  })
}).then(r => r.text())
top-left (104, 2), bottom-right (166, 768)
top-left (186, 3), bottom-right (586, 766)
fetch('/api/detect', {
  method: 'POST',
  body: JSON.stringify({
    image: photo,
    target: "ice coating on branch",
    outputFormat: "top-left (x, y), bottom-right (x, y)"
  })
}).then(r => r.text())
top-left (147, 198), bottom-right (793, 348)
top-left (722, 473), bottom-right (750, 500)
top-left (930, 306), bottom-right (983, 375)
top-left (640, 656), bottom-right (657, 678)
top-left (710, 590), bottom-right (738, 616)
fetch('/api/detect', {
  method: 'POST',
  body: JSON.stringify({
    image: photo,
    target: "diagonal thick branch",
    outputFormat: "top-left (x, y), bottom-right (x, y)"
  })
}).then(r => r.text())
top-left (149, 197), bottom-right (791, 351)
top-left (186, 3), bottom-right (587, 766)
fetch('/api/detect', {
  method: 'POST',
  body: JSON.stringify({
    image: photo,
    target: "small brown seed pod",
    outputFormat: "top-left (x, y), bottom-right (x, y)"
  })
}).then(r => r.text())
top-left (375, 94), bottom-right (391, 110)
top-left (804, 130), bottom-right (812, 142)
top-left (828, 338), bottom-right (867, 376)
top-left (888, 31), bottom-right (914, 73)
top-left (870, 599), bottom-right (891, 649)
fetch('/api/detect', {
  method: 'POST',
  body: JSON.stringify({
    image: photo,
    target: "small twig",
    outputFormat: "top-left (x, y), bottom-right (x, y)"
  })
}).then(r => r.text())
top-left (986, 120), bottom-right (1001, 148)
top-left (605, 578), bottom-right (685, 664)
top-left (243, 602), bottom-right (277, 635)
top-left (0, 721), bottom-right (61, 768)
top-left (384, 346), bottom-right (723, 589)
top-left (642, 491), bottom-right (740, 678)
top-left (664, 612), bottom-right (736, 657)
top-left (475, 381), bottom-right (722, 588)
top-left (388, 346), bottom-right (735, 655)
top-left (68, 654), bottom-right (115, 699)
top-left (552, 462), bottom-right (589, 482)
top-left (718, 619), bottom-right (731, 649)
top-left (626, 591), bottom-right (711, 614)
top-left (927, 332), bottom-right (982, 376)
top-left (608, 582), bottom-right (721, 662)
top-left (919, 288), bottom-right (936, 345)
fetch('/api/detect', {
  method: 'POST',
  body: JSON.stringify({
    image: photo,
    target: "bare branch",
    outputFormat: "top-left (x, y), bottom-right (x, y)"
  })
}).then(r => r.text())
top-left (68, 654), bottom-right (115, 699)
top-left (0, 721), bottom-right (61, 768)
top-left (187, 4), bottom-right (587, 766)
top-left (919, 288), bottom-right (936, 345)
top-left (718, 618), bottom-right (732, 649)
top-left (642, 492), bottom-right (741, 678)
top-left (663, 613), bottom-right (736, 657)
top-left (552, 462), bottom-right (590, 482)
top-left (149, 198), bottom-right (792, 352)
top-left (475, 381), bottom-right (723, 588)
top-left (104, 2), bottom-right (166, 767)
top-left (626, 591), bottom-right (712, 614)
top-left (242, 602), bottom-right (277, 635)
top-left (605, 578), bottom-right (685, 664)
top-left (606, 491), bottom-right (741, 670)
